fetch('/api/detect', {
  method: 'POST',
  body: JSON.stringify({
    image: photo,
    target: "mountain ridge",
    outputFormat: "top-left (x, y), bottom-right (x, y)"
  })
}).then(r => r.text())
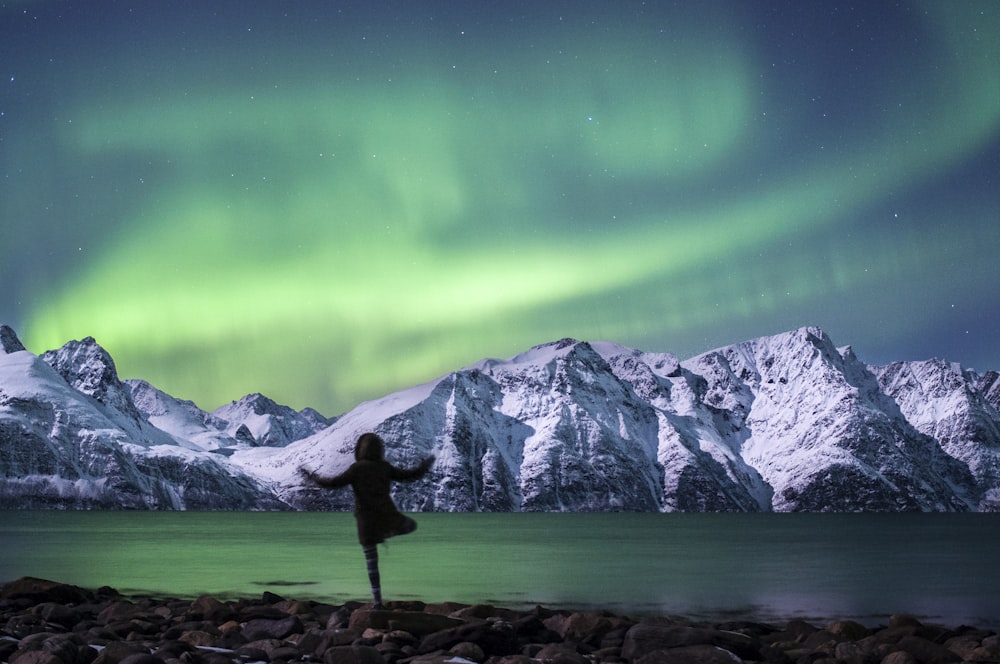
top-left (2, 323), bottom-right (998, 511)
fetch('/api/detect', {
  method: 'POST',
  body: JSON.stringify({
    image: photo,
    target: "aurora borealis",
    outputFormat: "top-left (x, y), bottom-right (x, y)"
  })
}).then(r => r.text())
top-left (3, 2), bottom-right (999, 416)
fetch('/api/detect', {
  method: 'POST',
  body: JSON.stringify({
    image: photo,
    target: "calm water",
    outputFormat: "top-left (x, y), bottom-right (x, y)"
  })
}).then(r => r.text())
top-left (1, 512), bottom-right (998, 627)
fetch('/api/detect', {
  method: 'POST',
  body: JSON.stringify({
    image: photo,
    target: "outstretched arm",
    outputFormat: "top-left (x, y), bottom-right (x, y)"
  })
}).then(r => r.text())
top-left (299, 465), bottom-right (351, 489)
top-left (391, 455), bottom-right (435, 481)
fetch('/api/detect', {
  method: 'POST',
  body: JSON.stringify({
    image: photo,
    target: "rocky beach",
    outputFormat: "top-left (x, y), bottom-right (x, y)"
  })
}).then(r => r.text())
top-left (1, 578), bottom-right (998, 664)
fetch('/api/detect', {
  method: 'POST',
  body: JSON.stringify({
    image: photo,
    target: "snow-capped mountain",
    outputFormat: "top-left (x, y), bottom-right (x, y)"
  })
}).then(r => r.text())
top-left (255, 327), bottom-right (996, 512)
top-left (2, 323), bottom-right (999, 511)
top-left (0, 325), bottom-right (326, 509)
top-left (212, 393), bottom-right (334, 448)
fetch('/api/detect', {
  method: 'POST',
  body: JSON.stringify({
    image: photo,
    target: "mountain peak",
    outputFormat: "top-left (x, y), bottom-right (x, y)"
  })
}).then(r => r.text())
top-left (211, 391), bottom-right (333, 447)
top-left (5, 325), bottom-right (1000, 511)
top-left (0, 324), bottom-right (27, 354)
top-left (39, 335), bottom-right (151, 431)
top-left (41, 336), bottom-right (122, 402)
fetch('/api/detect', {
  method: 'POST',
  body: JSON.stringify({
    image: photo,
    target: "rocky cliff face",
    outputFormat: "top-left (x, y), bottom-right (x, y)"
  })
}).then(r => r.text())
top-left (2, 323), bottom-right (999, 511)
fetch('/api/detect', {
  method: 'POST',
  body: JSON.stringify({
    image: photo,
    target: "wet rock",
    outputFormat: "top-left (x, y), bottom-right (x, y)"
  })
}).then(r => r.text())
top-left (261, 591), bottom-right (285, 605)
top-left (33, 603), bottom-right (84, 630)
top-left (449, 605), bottom-right (521, 622)
top-left (241, 615), bottom-right (304, 641)
top-left (90, 641), bottom-right (152, 664)
top-left (943, 634), bottom-right (983, 660)
top-left (349, 609), bottom-right (463, 637)
top-left (2, 578), bottom-right (1000, 664)
top-left (509, 614), bottom-right (561, 646)
top-left (0, 639), bottom-right (21, 663)
top-left (828, 621), bottom-right (870, 642)
top-left (543, 611), bottom-right (633, 646)
top-left (268, 644), bottom-right (302, 661)
top-left (417, 618), bottom-right (518, 657)
top-left (833, 640), bottom-right (866, 664)
top-left (236, 604), bottom-right (290, 622)
top-left (622, 623), bottom-right (759, 661)
top-left (177, 631), bottom-right (218, 648)
top-left (10, 651), bottom-right (65, 664)
top-left (308, 628), bottom-right (362, 656)
top-left (323, 644), bottom-right (384, 664)
top-left (890, 616), bottom-right (924, 629)
top-left (534, 642), bottom-right (590, 664)
top-left (2, 579), bottom-right (93, 606)
top-left (449, 640), bottom-right (486, 663)
top-left (274, 600), bottom-right (311, 616)
top-left (490, 656), bottom-right (536, 664)
top-left (801, 629), bottom-right (839, 652)
top-left (117, 655), bottom-right (164, 664)
top-left (895, 635), bottom-right (962, 664)
top-left (186, 597), bottom-right (233, 624)
top-left (150, 640), bottom-right (195, 660)
top-left (634, 643), bottom-right (744, 664)
top-left (881, 651), bottom-right (919, 664)
top-left (327, 606), bottom-right (354, 629)
top-left (96, 602), bottom-right (137, 626)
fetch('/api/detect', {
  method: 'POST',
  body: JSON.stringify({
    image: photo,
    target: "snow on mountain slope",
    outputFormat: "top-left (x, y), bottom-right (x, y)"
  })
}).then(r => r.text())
top-left (230, 376), bottom-right (449, 511)
top-left (687, 327), bottom-right (974, 511)
top-left (212, 393), bottom-right (334, 447)
top-left (126, 379), bottom-right (241, 451)
top-left (245, 327), bottom-right (994, 512)
top-left (40, 336), bottom-right (179, 450)
top-left (0, 326), bottom-right (288, 509)
top-left (235, 339), bottom-right (670, 512)
top-left (874, 359), bottom-right (1000, 510)
top-left (3, 322), bottom-right (999, 511)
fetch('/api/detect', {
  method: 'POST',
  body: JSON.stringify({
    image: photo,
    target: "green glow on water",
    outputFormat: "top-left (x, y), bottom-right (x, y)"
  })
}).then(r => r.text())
top-left (2, 511), bottom-right (999, 626)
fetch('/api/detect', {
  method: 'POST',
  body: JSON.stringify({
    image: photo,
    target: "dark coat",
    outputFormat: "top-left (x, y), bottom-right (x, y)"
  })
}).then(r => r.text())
top-left (306, 434), bottom-right (433, 546)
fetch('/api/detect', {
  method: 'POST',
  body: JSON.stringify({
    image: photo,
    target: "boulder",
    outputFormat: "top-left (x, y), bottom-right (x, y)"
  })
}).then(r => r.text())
top-left (417, 619), bottom-right (518, 657)
top-left (449, 641), bottom-right (486, 663)
top-left (881, 651), bottom-right (919, 664)
top-left (10, 652), bottom-right (66, 664)
top-left (622, 623), bottom-right (759, 661)
top-left (348, 609), bottom-right (463, 637)
top-left (116, 655), bottom-right (164, 664)
top-left (635, 644), bottom-right (744, 664)
top-left (829, 620), bottom-right (870, 641)
top-left (1, 578), bottom-right (92, 605)
top-left (895, 636), bottom-right (962, 664)
top-left (533, 643), bottom-right (590, 664)
top-left (323, 645), bottom-right (385, 664)
top-left (543, 611), bottom-right (630, 645)
top-left (310, 628), bottom-right (363, 656)
top-left (241, 615), bottom-right (304, 641)
top-left (89, 641), bottom-right (151, 664)
top-left (32, 602), bottom-right (83, 629)
top-left (188, 595), bottom-right (235, 623)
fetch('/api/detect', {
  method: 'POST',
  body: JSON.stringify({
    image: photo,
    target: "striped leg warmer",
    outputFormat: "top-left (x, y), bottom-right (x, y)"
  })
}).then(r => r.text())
top-left (362, 544), bottom-right (383, 609)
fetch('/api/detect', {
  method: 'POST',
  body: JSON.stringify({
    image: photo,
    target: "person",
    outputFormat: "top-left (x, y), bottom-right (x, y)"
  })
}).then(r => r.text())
top-left (299, 432), bottom-right (435, 610)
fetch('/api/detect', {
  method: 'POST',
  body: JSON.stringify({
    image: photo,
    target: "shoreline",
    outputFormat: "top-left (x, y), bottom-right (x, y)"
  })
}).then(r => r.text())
top-left (2, 577), bottom-right (998, 664)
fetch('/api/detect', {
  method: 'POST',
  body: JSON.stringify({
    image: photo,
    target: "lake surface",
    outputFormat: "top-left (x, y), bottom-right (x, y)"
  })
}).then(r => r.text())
top-left (2, 512), bottom-right (998, 627)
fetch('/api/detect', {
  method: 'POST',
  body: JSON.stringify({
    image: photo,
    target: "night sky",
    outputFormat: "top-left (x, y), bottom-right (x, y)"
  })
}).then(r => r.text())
top-left (2, 1), bottom-right (998, 416)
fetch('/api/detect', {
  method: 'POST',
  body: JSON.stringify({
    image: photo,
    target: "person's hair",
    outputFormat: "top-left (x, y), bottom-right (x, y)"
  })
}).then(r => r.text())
top-left (355, 433), bottom-right (385, 461)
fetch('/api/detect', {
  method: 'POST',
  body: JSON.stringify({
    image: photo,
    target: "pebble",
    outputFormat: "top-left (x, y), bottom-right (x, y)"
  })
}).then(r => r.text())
top-left (2, 577), bottom-right (998, 664)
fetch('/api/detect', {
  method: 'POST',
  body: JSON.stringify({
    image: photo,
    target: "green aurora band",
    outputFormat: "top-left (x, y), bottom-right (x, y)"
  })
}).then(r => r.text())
top-left (11, 2), bottom-right (1000, 414)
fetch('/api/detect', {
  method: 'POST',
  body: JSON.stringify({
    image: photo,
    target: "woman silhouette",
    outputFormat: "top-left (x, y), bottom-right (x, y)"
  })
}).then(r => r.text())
top-left (300, 432), bottom-right (434, 609)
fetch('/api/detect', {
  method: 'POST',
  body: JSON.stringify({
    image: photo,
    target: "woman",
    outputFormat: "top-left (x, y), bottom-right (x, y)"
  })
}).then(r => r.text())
top-left (300, 432), bottom-right (435, 609)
